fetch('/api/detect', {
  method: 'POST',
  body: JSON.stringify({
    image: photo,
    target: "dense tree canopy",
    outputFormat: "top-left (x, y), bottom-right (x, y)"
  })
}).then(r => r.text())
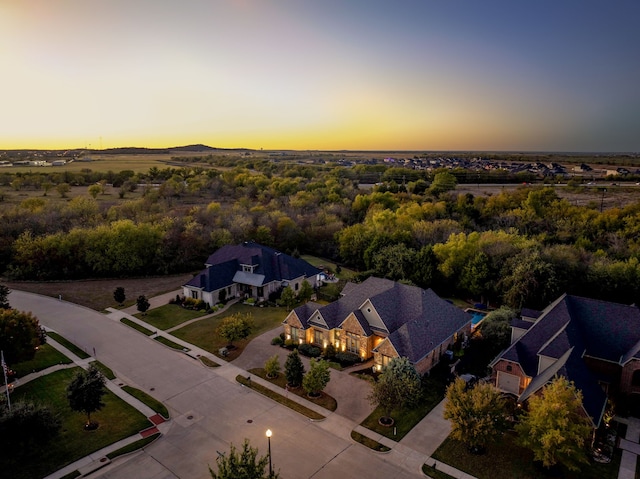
top-left (368, 357), bottom-right (421, 422)
top-left (1, 159), bottom-right (639, 309)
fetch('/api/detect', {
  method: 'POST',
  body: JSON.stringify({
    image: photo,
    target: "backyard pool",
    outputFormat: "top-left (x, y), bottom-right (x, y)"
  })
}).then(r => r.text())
top-left (466, 309), bottom-right (487, 329)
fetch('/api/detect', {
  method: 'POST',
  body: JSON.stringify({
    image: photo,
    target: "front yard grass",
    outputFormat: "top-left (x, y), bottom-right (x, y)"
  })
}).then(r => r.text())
top-left (11, 342), bottom-right (72, 378)
top-left (154, 335), bottom-right (189, 351)
top-left (360, 375), bottom-right (446, 441)
top-left (90, 360), bottom-right (116, 380)
top-left (171, 304), bottom-right (287, 360)
top-left (350, 430), bottom-right (390, 452)
top-left (120, 317), bottom-right (154, 335)
top-left (248, 368), bottom-right (337, 412)
top-left (134, 304), bottom-right (205, 330)
top-left (47, 331), bottom-right (91, 359)
top-left (236, 375), bottom-right (325, 420)
top-left (6, 368), bottom-right (151, 479)
top-left (122, 385), bottom-right (169, 418)
top-left (432, 433), bottom-right (622, 479)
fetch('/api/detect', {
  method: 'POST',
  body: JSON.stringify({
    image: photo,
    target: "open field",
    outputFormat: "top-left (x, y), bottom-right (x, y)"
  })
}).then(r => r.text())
top-left (4, 274), bottom-right (193, 311)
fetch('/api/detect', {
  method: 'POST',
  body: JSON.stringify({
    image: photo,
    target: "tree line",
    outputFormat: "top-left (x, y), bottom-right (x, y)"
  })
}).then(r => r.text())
top-left (1, 161), bottom-right (639, 309)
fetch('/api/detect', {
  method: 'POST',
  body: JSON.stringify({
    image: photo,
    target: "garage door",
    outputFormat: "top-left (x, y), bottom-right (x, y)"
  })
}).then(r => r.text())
top-left (497, 371), bottom-right (520, 394)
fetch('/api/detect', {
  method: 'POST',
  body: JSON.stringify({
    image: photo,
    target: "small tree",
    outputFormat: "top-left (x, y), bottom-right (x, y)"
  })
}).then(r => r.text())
top-left (56, 183), bottom-right (71, 198)
top-left (88, 184), bottom-right (101, 198)
top-left (0, 284), bottom-right (10, 309)
top-left (284, 350), bottom-right (304, 388)
top-left (444, 378), bottom-right (508, 453)
top-left (113, 287), bottom-right (126, 306)
top-left (209, 439), bottom-right (279, 479)
top-left (278, 287), bottom-right (296, 309)
top-left (0, 309), bottom-right (42, 364)
top-left (302, 358), bottom-right (331, 397)
top-left (0, 400), bottom-right (61, 451)
top-left (66, 365), bottom-right (106, 429)
top-left (264, 355), bottom-right (280, 379)
top-left (368, 357), bottom-right (421, 424)
top-left (218, 313), bottom-right (253, 348)
top-left (478, 306), bottom-right (515, 352)
top-left (516, 376), bottom-right (592, 472)
top-left (298, 280), bottom-right (313, 303)
top-left (136, 295), bottom-right (150, 315)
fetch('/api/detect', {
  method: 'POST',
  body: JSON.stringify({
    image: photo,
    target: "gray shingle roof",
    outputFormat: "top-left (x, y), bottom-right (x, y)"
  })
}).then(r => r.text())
top-left (186, 241), bottom-right (321, 293)
top-left (496, 294), bottom-right (640, 427)
top-left (295, 277), bottom-right (471, 362)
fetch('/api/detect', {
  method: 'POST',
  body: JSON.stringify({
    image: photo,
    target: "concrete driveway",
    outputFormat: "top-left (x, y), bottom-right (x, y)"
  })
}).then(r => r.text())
top-left (232, 327), bottom-right (376, 423)
top-left (10, 290), bottom-right (424, 479)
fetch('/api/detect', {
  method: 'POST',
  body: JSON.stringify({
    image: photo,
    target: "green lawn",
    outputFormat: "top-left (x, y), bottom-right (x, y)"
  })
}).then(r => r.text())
top-left (248, 368), bottom-right (337, 412)
top-left (47, 331), bottom-right (91, 359)
top-left (350, 430), bottom-right (390, 452)
top-left (6, 368), bottom-right (151, 479)
top-left (134, 304), bottom-right (206, 330)
top-left (154, 335), bottom-right (189, 351)
top-left (122, 385), bottom-right (169, 418)
top-left (360, 376), bottom-right (446, 441)
top-left (172, 304), bottom-right (288, 360)
top-left (11, 343), bottom-right (72, 378)
top-left (236, 375), bottom-right (324, 420)
top-left (432, 434), bottom-right (622, 479)
top-left (90, 360), bottom-right (116, 380)
top-left (300, 254), bottom-right (357, 280)
top-left (120, 317), bottom-right (154, 335)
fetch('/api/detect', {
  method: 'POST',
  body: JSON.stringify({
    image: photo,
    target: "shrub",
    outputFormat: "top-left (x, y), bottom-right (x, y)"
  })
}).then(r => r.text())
top-left (271, 336), bottom-right (284, 346)
top-left (323, 344), bottom-right (336, 360)
top-left (284, 339), bottom-right (297, 349)
top-left (264, 355), bottom-right (281, 378)
top-left (298, 343), bottom-right (321, 358)
top-left (335, 352), bottom-right (360, 366)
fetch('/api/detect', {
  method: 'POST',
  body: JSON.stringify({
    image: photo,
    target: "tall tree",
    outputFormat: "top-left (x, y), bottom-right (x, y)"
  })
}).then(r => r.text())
top-left (66, 365), bottom-right (107, 429)
top-left (297, 280), bottom-right (314, 303)
top-left (368, 357), bottom-right (421, 424)
top-left (444, 378), bottom-right (508, 453)
top-left (209, 439), bottom-right (279, 479)
top-left (217, 313), bottom-right (253, 348)
top-left (277, 287), bottom-right (296, 309)
top-left (0, 309), bottom-right (42, 364)
top-left (136, 295), bottom-right (150, 315)
top-left (516, 376), bottom-right (592, 472)
top-left (302, 358), bottom-right (331, 397)
top-left (477, 306), bottom-right (515, 351)
top-left (284, 350), bottom-right (304, 388)
top-left (113, 287), bottom-right (126, 306)
top-left (0, 284), bottom-right (9, 309)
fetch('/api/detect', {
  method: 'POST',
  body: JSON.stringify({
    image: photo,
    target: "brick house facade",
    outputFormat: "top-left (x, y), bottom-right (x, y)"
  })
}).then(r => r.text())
top-left (490, 294), bottom-right (640, 427)
top-left (283, 277), bottom-right (472, 375)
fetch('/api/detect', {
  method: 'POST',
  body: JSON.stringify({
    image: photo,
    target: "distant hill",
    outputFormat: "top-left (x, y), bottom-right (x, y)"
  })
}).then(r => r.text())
top-left (99, 144), bottom-right (218, 155)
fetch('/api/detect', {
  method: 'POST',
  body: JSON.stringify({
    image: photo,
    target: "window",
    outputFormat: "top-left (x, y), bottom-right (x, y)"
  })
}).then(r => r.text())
top-left (632, 369), bottom-right (640, 387)
top-left (314, 329), bottom-right (324, 346)
top-left (295, 283), bottom-right (299, 291)
top-left (506, 364), bottom-right (512, 372)
top-left (191, 290), bottom-right (198, 299)
top-left (257, 286), bottom-right (263, 297)
top-left (381, 354), bottom-right (392, 368)
top-left (290, 327), bottom-right (299, 342)
top-left (346, 332), bottom-right (359, 354)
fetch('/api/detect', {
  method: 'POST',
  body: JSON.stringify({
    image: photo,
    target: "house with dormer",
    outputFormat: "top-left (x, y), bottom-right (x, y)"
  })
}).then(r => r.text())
top-left (282, 277), bottom-right (472, 374)
top-left (490, 294), bottom-right (640, 427)
top-left (183, 241), bottom-right (322, 306)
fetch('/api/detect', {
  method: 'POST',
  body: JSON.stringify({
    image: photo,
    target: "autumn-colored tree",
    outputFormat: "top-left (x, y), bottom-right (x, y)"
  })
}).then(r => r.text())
top-left (516, 376), bottom-right (592, 472)
top-left (302, 358), bottom-right (331, 397)
top-left (444, 378), bottom-right (508, 452)
top-left (217, 313), bottom-right (253, 348)
top-left (368, 357), bottom-right (421, 424)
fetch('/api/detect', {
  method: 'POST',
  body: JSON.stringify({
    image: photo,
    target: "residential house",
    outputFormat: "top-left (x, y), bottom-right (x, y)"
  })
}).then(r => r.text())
top-left (283, 277), bottom-right (472, 375)
top-left (183, 241), bottom-right (322, 306)
top-left (491, 294), bottom-right (640, 427)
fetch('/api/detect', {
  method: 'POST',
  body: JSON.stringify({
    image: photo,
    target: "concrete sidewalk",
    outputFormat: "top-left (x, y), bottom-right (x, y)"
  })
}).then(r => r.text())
top-left (12, 332), bottom-right (171, 479)
top-left (108, 304), bottom-right (476, 478)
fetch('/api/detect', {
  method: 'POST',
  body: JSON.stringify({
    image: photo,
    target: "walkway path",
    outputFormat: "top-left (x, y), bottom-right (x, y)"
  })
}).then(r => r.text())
top-left (9, 332), bottom-right (170, 479)
top-left (617, 416), bottom-right (640, 479)
top-left (105, 300), bottom-right (474, 478)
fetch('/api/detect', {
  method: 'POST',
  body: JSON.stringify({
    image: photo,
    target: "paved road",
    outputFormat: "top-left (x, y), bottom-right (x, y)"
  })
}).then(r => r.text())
top-left (10, 290), bottom-right (424, 479)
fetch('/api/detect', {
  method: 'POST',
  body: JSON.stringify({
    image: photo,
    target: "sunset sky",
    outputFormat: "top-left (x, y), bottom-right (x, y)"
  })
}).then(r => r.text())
top-left (2, 1), bottom-right (639, 152)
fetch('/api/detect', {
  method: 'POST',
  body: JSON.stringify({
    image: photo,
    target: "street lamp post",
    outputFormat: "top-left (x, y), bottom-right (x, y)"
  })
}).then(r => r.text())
top-left (266, 429), bottom-right (273, 478)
